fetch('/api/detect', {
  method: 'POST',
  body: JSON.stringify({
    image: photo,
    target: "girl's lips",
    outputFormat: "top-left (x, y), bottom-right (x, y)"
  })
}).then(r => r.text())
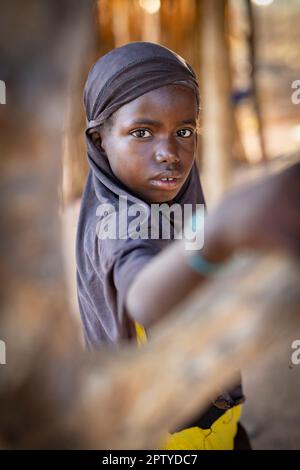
top-left (149, 177), bottom-right (182, 191)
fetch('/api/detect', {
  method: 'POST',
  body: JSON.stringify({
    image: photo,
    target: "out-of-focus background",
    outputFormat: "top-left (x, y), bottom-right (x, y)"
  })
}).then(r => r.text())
top-left (62, 0), bottom-right (300, 449)
top-left (0, 0), bottom-right (299, 450)
top-left (62, 0), bottom-right (300, 206)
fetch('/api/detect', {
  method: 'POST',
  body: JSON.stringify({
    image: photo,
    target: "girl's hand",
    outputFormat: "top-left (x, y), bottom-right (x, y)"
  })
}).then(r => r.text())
top-left (201, 162), bottom-right (300, 263)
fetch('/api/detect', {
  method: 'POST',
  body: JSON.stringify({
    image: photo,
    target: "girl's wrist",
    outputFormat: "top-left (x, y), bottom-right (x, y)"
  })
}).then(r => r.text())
top-left (185, 250), bottom-right (223, 277)
top-left (184, 235), bottom-right (229, 277)
top-left (201, 238), bottom-right (232, 264)
top-left (184, 210), bottom-right (233, 277)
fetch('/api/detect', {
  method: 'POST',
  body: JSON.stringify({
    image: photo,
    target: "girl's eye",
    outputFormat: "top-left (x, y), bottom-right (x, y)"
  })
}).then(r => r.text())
top-left (130, 129), bottom-right (152, 138)
top-left (177, 128), bottom-right (193, 138)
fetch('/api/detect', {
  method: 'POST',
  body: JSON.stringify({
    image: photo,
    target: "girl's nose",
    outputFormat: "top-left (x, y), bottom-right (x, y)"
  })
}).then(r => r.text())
top-left (155, 139), bottom-right (180, 164)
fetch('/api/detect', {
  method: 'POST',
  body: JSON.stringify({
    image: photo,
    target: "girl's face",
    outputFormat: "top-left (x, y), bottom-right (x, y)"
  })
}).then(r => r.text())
top-left (99, 84), bottom-right (198, 203)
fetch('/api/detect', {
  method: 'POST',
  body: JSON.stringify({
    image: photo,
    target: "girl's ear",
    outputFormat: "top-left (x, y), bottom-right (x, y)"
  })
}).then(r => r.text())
top-left (90, 130), bottom-right (106, 154)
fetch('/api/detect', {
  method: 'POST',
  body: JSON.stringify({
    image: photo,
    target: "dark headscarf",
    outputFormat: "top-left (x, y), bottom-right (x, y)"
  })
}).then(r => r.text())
top-left (76, 41), bottom-right (245, 426)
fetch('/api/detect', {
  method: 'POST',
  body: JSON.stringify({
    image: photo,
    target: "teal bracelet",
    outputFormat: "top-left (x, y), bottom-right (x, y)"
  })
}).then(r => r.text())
top-left (186, 210), bottom-right (223, 276)
top-left (186, 252), bottom-right (222, 277)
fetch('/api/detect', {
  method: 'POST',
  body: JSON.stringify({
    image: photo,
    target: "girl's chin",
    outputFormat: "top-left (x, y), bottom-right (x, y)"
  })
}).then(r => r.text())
top-left (128, 185), bottom-right (182, 204)
top-left (147, 190), bottom-right (181, 204)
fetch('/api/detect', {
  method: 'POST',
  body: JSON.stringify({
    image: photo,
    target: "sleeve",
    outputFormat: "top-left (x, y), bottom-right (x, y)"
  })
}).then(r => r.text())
top-left (112, 240), bottom-right (160, 331)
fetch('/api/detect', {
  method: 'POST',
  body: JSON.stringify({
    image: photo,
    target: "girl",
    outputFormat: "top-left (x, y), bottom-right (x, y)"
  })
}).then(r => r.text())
top-left (76, 41), bottom-right (247, 450)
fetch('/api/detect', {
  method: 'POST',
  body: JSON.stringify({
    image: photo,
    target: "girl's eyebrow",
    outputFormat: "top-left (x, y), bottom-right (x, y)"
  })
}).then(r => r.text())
top-left (127, 118), bottom-right (197, 127)
top-left (179, 119), bottom-right (197, 126)
top-left (128, 119), bottom-right (161, 127)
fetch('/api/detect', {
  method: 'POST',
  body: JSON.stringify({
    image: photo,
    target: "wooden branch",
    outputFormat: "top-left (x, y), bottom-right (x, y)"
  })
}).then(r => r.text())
top-left (74, 252), bottom-right (300, 449)
top-left (246, 0), bottom-right (268, 162)
top-left (201, 0), bottom-right (233, 207)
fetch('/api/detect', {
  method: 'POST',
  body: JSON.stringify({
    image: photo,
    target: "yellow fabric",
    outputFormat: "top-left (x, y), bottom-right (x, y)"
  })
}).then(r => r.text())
top-left (135, 322), bottom-right (240, 450)
top-left (135, 321), bottom-right (147, 346)
top-left (162, 405), bottom-right (241, 450)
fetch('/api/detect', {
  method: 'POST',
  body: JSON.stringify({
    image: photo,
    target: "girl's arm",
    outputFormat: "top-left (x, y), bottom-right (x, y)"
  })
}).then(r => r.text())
top-left (126, 232), bottom-right (223, 329)
top-left (126, 162), bottom-right (300, 328)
